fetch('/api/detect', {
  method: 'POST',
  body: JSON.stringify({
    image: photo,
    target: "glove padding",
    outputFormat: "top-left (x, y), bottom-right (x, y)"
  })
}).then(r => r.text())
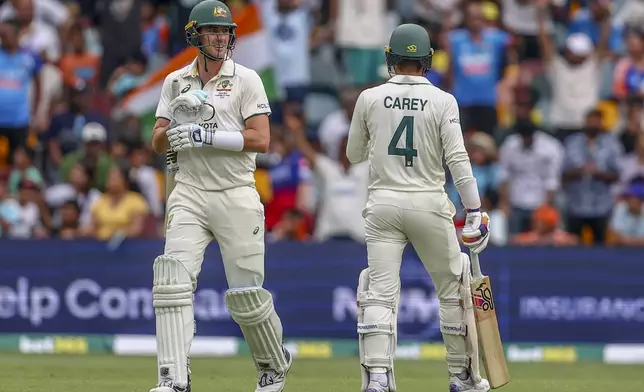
top-left (169, 90), bottom-right (212, 125)
top-left (461, 210), bottom-right (490, 254)
top-left (167, 123), bottom-right (214, 152)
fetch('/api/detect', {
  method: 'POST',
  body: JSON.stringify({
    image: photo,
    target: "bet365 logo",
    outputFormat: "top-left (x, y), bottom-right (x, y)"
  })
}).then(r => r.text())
top-left (473, 282), bottom-right (495, 311)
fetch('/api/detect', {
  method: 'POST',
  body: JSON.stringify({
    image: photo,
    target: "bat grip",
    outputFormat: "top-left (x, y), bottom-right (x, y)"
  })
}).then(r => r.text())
top-left (470, 252), bottom-right (484, 280)
top-left (166, 116), bottom-right (179, 173)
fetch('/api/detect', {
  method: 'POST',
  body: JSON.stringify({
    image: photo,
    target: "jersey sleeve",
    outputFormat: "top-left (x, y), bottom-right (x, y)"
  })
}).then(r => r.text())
top-left (241, 70), bottom-right (271, 122)
top-left (346, 92), bottom-right (369, 164)
top-left (440, 94), bottom-right (480, 210)
top-left (155, 75), bottom-right (175, 121)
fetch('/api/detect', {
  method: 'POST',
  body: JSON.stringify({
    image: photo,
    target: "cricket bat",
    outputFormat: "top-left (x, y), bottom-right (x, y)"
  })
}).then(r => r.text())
top-left (470, 252), bottom-right (510, 389)
top-left (164, 79), bottom-right (181, 236)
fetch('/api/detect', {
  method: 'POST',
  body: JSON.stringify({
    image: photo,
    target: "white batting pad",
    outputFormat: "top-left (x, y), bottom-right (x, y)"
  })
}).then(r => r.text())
top-left (153, 255), bottom-right (194, 388)
top-left (357, 268), bottom-right (398, 392)
top-left (225, 287), bottom-right (289, 373)
top-left (460, 252), bottom-right (482, 383)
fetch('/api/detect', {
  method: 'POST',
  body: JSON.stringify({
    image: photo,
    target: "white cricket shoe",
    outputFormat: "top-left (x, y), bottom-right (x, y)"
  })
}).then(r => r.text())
top-left (365, 372), bottom-right (389, 392)
top-left (150, 388), bottom-right (174, 392)
top-left (449, 372), bottom-right (490, 392)
top-left (255, 348), bottom-right (293, 392)
top-left (149, 374), bottom-right (191, 392)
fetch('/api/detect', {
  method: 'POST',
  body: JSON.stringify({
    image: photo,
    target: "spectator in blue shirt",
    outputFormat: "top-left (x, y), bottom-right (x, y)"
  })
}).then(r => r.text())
top-left (447, 2), bottom-right (515, 135)
top-left (568, 0), bottom-right (624, 54)
top-left (0, 19), bottom-right (42, 164)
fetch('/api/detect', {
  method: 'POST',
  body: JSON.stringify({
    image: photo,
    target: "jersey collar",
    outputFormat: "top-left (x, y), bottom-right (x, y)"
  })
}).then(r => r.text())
top-left (387, 75), bottom-right (431, 85)
top-left (183, 58), bottom-right (236, 79)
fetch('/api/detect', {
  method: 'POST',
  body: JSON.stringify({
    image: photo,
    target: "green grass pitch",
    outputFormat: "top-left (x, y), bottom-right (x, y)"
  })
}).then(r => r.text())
top-left (1, 354), bottom-right (641, 392)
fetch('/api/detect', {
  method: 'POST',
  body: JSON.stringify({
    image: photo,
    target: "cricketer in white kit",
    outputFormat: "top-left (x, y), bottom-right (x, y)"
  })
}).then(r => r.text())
top-left (149, 1), bottom-right (291, 392)
top-left (346, 24), bottom-right (492, 392)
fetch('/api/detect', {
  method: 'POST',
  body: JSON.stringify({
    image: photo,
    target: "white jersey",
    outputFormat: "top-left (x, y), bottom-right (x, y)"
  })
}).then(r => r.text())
top-left (156, 58), bottom-right (271, 191)
top-left (346, 74), bottom-right (474, 194)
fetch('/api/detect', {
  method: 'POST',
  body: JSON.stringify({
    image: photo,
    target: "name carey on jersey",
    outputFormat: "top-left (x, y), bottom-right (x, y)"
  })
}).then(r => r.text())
top-left (384, 96), bottom-right (428, 111)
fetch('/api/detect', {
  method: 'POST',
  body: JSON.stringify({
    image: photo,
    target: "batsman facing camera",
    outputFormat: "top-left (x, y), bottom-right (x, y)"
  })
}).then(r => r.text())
top-left (149, 2), bottom-right (291, 392)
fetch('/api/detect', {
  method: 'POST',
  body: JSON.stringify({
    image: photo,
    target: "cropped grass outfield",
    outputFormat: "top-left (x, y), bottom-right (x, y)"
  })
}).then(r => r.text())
top-left (1, 354), bottom-right (641, 392)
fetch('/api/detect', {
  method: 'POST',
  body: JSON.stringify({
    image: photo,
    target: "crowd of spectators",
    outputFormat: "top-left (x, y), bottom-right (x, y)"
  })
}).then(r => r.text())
top-left (0, 0), bottom-right (643, 248)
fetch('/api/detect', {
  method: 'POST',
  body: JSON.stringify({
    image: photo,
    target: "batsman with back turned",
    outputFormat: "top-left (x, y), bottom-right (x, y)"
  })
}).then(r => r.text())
top-left (346, 24), bottom-right (509, 392)
top-left (149, 1), bottom-right (291, 392)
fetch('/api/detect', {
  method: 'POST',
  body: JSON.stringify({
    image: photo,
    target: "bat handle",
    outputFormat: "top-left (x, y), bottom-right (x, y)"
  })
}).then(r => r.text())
top-left (470, 251), bottom-right (484, 280)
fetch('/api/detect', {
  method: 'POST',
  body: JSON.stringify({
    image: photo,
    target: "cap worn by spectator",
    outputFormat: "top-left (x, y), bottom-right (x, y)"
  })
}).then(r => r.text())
top-left (82, 122), bottom-right (107, 143)
top-left (566, 33), bottom-right (594, 57)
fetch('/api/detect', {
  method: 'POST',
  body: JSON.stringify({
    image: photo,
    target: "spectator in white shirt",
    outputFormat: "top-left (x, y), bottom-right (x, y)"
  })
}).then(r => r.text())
top-left (8, 178), bottom-right (47, 238)
top-left (499, 101), bottom-right (564, 234)
top-left (45, 163), bottom-right (101, 228)
top-left (609, 183), bottom-right (644, 246)
top-left (0, 0), bottom-right (69, 28)
top-left (317, 86), bottom-right (360, 163)
top-left (536, 0), bottom-right (610, 141)
top-left (0, 180), bottom-right (19, 237)
top-left (13, 0), bottom-right (61, 62)
top-left (331, 0), bottom-right (390, 86)
top-left (260, 0), bottom-right (312, 103)
top-left (615, 132), bottom-right (644, 197)
top-left (286, 109), bottom-right (368, 242)
top-left (127, 141), bottom-right (162, 218)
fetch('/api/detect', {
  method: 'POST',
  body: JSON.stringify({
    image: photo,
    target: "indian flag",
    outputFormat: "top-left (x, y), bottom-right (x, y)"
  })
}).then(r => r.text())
top-left (118, 3), bottom-right (279, 138)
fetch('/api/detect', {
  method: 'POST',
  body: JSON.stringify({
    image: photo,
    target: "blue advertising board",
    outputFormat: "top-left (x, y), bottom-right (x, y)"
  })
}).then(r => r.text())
top-left (0, 240), bottom-right (642, 343)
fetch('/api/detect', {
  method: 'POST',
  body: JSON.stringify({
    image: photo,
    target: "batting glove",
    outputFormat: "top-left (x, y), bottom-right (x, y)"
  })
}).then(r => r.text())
top-left (461, 209), bottom-right (491, 254)
top-left (169, 90), bottom-right (212, 125)
top-left (166, 123), bottom-right (214, 152)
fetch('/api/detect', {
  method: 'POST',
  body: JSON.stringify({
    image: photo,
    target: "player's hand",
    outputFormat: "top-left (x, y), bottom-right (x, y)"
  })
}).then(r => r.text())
top-left (461, 209), bottom-right (490, 254)
top-left (166, 123), bottom-right (214, 151)
top-left (169, 90), bottom-right (212, 125)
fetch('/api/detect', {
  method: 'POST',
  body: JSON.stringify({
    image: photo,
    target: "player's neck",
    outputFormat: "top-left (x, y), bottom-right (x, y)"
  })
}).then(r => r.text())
top-left (394, 71), bottom-right (424, 77)
top-left (197, 56), bottom-right (224, 84)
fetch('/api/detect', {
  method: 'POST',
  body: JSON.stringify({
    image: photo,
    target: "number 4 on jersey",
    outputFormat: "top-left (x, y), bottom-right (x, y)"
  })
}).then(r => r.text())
top-left (388, 116), bottom-right (417, 167)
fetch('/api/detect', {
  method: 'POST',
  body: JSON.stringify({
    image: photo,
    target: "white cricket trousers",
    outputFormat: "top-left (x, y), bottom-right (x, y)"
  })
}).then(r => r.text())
top-left (363, 189), bottom-right (462, 297)
top-left (363, 189), bottom-right (468, 373)
top-left (164, 182), bottom-right (266, 289)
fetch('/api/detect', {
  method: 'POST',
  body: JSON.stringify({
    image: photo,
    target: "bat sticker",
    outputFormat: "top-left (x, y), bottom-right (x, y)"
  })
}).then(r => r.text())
top-left (473, 282), bottom-right (495, 311)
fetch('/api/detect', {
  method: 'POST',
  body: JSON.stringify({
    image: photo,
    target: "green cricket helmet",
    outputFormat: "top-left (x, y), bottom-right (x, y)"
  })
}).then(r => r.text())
top-left (185, 0), bottom-right (238, 61)
top-left (385, 24), bottom-right (434, 76)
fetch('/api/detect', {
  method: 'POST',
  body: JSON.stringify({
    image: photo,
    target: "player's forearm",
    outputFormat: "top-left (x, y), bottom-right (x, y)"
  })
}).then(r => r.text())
top-left (240, 128), bottom-right (269, 153)
top-left (152, 126), bottom-right (170, 155)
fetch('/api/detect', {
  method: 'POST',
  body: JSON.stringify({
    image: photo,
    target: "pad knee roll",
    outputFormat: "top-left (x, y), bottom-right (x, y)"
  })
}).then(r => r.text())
top-left (225, 287), bottom-right (289, 373)
top-left (357, 268), bottom-right (398, 392)
top-left (153, 255), bottom-right (194, 387)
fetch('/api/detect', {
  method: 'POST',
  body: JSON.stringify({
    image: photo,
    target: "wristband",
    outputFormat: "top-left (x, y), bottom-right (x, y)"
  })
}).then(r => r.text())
top-left (213, 131), bottom-right (244, 152)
